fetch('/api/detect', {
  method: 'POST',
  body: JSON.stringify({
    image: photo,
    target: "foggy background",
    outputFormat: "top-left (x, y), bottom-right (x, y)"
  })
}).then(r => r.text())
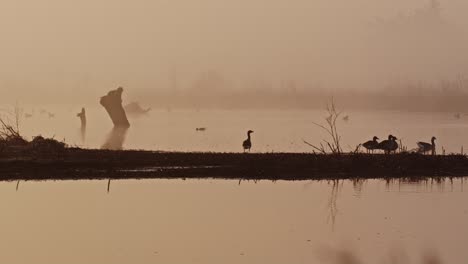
top-left (1, 0), bottom-right (468, 109)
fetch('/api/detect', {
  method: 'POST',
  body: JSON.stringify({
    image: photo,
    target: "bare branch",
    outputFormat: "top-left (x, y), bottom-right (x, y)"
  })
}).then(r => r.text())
top-left (305, 97), bottom-right (344, 154)
top-left (303, 139), bottom-right (326, 154)
top-left (311, 121), bottom-right (333, 135)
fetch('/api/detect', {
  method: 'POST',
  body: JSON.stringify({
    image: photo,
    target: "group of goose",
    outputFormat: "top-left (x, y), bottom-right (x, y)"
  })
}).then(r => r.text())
top-left (241, 130), bottom-right (437, 154)
top-left (362, 135), bottom-right (437, 155)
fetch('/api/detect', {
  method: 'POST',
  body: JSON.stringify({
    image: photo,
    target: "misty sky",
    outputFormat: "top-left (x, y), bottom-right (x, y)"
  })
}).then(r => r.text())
top-left (1, 0), bottom-right (468, 103)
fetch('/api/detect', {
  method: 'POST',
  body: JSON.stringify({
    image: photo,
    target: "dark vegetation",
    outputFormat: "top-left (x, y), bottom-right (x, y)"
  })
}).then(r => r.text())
top-left (1, 149), bottom-right (468, 181)
top-left (0, 111), bottom-right (66, 159)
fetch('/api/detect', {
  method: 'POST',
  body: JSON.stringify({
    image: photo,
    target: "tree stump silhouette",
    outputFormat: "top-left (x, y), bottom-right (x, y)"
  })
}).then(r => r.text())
top-left (100, 87), bottom-right (130, 150)
top-left (100, 87), bottom-right (130, 128)
top-left (77, 107), bottom-right (87, 142)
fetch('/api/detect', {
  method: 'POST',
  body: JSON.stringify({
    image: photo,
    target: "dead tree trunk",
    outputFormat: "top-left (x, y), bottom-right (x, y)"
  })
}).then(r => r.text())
top-left (100, 87), bottom-right (130, 128)
top-left (77, 107), bottom-right (87, 142)
top-left (100, 87), bottom-right (130, 150)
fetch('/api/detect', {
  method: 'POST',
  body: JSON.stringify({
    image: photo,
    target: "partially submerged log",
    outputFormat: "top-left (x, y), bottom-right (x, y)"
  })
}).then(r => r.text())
top-left (77, 108), bottom-right (86, 128)
top-left (100, 87), bottom-right (130, 128)
top-left (77, 107), bottom-right (86, 142)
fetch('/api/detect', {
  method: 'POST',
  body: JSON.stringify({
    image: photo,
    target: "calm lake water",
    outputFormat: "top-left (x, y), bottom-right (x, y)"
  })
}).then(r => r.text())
top-left (4, 107), bottom-right (468, 263)
top-left (15, 106), bottom-right (468, 153)
top-left (1, 178), bottom-right (467, 264)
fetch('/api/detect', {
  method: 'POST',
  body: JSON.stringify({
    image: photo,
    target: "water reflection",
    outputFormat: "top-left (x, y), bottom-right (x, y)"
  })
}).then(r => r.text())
top-left (4, 177), bottom-right (468, 264)
top-left (18, 108), bottom-right (468, 153)
top-left (78, 127), bottom-right (86, 144)
top-left (383, 177), bottom-right (466, 193)
top-left (305, 177), bottom-right (468, 234)
top-left (317, 246), bottom-right (442, 264)
top-left (352, 179), bottom-right (366, 198)
top-left (101, 126), bottom-right (129, 150)
top-left (327, 180), bottom-right (342, 231)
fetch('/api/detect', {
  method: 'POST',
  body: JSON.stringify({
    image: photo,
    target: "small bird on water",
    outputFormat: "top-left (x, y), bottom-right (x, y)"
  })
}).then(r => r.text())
top-left (417, 136), bottom-right (436, 155)
top-left (362, 136), bottom-right (379, 153)
top-left (242, 130), bottom-right (254, 152)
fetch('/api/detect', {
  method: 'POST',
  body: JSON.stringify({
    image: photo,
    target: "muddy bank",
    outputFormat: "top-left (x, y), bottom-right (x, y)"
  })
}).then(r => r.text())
top-left (0, 149), bottom-right (467, 181)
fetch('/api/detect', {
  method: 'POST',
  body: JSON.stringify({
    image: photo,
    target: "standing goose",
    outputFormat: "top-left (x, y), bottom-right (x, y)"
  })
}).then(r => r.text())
top-left (417, 136), bottom-right (436, 155)
top-left (242, 130), bottom-right (254, 152)
top-left (389, 135), bottom-right (399, 153)
top-left (362, 136), bottom-right (379, 153)
top-left (378, 135), bottom-right (398, 154)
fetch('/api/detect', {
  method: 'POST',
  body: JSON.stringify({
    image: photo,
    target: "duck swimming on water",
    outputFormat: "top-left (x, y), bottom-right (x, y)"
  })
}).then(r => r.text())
top-left (417, 136), bottom-right (436, 155)
top-left (242, 130), bottom-right (254, 152)
top-left (362, 136), bottom-right (379, 153)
